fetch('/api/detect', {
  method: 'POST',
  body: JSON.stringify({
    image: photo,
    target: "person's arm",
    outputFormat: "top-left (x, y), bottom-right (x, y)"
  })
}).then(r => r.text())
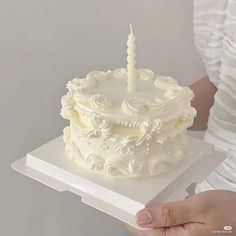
top-left (189, 76), bottom-right (217, 131)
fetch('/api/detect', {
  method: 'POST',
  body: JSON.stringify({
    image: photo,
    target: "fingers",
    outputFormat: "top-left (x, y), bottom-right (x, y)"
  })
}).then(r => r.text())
top-left (136, 197), bottom-right (195, 228)
top-left (136, 191), bottom-right (216, 229)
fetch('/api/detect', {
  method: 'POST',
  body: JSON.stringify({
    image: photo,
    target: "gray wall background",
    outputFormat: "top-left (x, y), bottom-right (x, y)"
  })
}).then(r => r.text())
top-left (0, 0), bottom-right (205, 236)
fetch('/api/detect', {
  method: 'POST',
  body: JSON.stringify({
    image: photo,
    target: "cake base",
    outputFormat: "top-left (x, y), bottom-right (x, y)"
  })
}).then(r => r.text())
top-left (12, 135), bottom-right (225, 229)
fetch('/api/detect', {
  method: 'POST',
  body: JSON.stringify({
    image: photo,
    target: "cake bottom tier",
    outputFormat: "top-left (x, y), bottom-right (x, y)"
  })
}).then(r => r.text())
top-left (62, 125), bottom-right (189, 178)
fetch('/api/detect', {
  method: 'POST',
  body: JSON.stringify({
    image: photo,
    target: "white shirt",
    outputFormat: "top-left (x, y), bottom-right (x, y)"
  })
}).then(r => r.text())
top-left (194, 0), bottom-right (236, 192)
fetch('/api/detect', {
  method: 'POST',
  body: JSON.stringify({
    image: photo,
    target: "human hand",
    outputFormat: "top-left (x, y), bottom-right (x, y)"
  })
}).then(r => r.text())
top-left (124, 190), bottom-right (236, 236)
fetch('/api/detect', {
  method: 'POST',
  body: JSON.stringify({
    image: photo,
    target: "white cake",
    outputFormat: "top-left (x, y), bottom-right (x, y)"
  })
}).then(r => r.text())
top-left (60, 68), bottom-right (197, 177)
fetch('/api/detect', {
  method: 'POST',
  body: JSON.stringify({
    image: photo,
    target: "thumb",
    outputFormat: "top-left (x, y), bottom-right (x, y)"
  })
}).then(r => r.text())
top-left (136, 197), bottom-right (197, 228)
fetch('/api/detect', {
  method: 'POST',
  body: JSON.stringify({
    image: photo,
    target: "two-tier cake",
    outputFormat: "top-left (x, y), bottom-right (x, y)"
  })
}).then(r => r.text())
top-left (60, 26), bottom-right (197, 178)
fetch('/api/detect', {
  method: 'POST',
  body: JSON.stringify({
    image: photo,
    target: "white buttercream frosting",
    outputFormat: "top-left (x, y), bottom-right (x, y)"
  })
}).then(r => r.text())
top-left (90, 94), bottom-right (112, 111)
top-left (61, 68), bottom-right (197, 177)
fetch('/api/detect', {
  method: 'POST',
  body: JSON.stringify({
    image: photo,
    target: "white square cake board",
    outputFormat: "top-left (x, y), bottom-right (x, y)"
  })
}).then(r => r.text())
top-left (12, 135), bottom-right (226, 229)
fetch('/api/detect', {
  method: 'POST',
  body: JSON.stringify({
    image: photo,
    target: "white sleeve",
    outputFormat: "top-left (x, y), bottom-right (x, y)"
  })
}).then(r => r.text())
top-left (194, 0), bottom-right (236, 192)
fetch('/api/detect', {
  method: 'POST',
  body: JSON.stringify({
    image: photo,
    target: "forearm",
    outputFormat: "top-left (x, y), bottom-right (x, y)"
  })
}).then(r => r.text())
top-left (189, 76), bottom-right (217, 131)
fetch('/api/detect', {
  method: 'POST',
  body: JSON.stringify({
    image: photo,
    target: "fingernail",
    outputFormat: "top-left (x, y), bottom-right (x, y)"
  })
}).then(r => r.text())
top-left (136, 210), bottom-right (152, 225)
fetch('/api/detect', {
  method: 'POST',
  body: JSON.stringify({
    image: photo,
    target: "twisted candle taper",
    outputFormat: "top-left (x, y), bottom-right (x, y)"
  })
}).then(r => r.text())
top-left (127, 24), bottom-right (137, 92)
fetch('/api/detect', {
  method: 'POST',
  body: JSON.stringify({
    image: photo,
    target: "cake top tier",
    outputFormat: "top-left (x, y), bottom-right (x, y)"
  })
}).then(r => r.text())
top-left (61, 68), bottom-right (195, 127)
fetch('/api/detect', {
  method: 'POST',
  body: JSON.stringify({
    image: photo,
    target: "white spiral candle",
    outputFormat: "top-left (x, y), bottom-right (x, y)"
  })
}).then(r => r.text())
top-left (127, 24), bottom-right (137, 92)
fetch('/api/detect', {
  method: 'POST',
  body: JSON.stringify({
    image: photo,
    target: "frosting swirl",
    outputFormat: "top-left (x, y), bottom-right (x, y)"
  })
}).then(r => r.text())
top-left (137, 68), bottom-right (155, 80)
top-left (85, 154), bottom-right (104, 171)
top-left (104, 158), bottom-right (127, 176)
top-left (164, 88), bottom-right (183, 99)
top-left (128, 159), bottom-right (144, 177)
top-left (149, 161), bottom-right (167, 176)
top-left (113, 68), bottom-right (127, 79)
top-left (60, 94), bottom-right (75, 119)
top-left (104, 158), bottom-right (144, 177)
top-left (122, 97), bottom-right (163, 116)
top-left (154, 76), bottom-right (180, 90)
top-left (66, 78), bottom-right (88, 92)
top-left (90, 94), bottom-right (112, 111)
